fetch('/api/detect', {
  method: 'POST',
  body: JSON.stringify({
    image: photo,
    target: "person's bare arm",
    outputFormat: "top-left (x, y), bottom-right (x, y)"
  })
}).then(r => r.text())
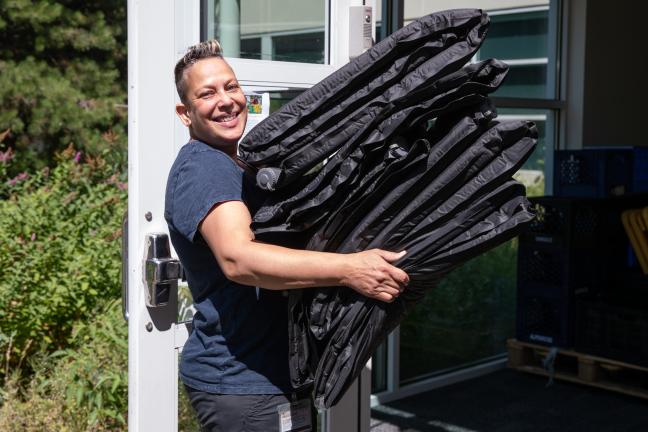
top-left (199, 200), bottom-right (409, 302)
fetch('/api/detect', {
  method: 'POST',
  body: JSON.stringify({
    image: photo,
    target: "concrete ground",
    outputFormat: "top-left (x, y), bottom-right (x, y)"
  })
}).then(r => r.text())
top-left (370, 368), bottom-right (648, 431)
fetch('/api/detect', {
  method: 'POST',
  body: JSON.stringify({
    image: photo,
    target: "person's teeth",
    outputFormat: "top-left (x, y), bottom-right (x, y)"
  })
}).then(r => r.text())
top-left (218, 113), bottom-right (237, 122)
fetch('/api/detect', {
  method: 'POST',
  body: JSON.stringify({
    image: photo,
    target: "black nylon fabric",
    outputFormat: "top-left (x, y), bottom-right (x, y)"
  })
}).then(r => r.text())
top-left (238, 9), bottom-right (537, 409)
top-left (252, 60), bottom-right (508, 233)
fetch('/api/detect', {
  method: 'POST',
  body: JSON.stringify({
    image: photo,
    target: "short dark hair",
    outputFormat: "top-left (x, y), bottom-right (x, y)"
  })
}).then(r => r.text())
top-left (174, 40), bottom-right (223, 103)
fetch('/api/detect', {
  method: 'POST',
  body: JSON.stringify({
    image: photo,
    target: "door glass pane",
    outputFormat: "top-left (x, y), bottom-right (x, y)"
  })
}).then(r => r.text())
top-left (402, 1), bottom-right (552, 98)
top-left (265, 89), bottom-right (307, 113)
top-left (203, 0), bottom-right (327, 64)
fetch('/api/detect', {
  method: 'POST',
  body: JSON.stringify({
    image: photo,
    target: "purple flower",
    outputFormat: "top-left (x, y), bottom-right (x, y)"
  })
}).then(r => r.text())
top-left (0, 148), bottom-right (14, 163)
top-left (30, 233), bottom-right (36, 241)
top-left (6, 172), bottom-right (28, 186)
top-left (74, 151), bottom-right (82, 163)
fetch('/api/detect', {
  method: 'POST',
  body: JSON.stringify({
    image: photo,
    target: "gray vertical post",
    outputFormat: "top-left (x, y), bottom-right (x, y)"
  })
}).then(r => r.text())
top-left (218, 0), bottom-right (241, 57)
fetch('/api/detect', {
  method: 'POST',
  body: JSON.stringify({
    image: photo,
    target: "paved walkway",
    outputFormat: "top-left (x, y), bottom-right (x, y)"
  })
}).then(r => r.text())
top-left (370, 369), bottom-right (648, 431)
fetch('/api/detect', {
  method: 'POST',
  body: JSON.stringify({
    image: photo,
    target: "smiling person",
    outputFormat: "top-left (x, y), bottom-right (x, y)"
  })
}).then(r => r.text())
top-left (166, 40), bottom-right (409, 432)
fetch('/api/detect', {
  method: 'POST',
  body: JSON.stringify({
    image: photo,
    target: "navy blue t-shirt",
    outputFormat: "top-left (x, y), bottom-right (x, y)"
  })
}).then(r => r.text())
top-left (164, 140), bottom-right (292, 394)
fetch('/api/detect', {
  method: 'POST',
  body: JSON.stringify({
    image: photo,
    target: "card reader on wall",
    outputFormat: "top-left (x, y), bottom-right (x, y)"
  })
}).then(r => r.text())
top-left (349, 6), bottom-right (373, 59)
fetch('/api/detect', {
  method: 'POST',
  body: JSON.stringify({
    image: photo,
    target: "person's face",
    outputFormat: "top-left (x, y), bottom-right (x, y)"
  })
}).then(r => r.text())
top-left (176, 57), bottom-right (248, 154)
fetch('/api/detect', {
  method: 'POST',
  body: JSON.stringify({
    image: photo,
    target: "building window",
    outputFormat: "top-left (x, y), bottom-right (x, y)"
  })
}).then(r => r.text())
top-left (273, 31), bottom-right (325, 64)
top-left (240, 37), bottom-right (262, 60)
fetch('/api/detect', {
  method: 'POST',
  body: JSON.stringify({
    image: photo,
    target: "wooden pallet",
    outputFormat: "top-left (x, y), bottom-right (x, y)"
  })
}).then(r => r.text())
top-left (507, 339), bottom-right (648, 400)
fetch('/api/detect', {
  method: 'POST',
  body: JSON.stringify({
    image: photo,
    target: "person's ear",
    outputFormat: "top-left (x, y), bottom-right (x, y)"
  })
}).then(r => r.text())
top-left (176, 102), bottom-right (192, 127)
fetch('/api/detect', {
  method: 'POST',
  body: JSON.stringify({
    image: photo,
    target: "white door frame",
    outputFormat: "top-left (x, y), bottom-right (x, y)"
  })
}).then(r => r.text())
top-left (127, 1), bottom-right (373, 431)
top-left (127, 1), bottom-right (199, 430)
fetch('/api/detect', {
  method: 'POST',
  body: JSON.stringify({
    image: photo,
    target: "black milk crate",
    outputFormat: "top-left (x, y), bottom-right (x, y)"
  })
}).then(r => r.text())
top-left (516, 242), bottom-right (606, 348)
top-left (554, 148), bottom-right (648, 198)
top-left (576, 295), bottom-right (648, 367)
top-left (636, 148), bottom-right (648, 190)
top-left (517, 242), bottom-right (606, 297)
top-left (517, 195), bottom-right (648, 349)
top-left (522, 195), bottom-right (647, 265)
top-left (522, 196), bottom-right (605, 248)
top-left (516, 292), bottom-right (572, 347)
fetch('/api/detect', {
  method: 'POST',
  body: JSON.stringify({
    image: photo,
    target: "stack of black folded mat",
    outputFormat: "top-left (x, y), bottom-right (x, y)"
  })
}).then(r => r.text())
top-left (238, 8), bottom-right (537, 409)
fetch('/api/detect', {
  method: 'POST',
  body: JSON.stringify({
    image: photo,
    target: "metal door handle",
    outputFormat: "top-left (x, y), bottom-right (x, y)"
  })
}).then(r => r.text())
top-left (143, 233), bottom-right (183, 307)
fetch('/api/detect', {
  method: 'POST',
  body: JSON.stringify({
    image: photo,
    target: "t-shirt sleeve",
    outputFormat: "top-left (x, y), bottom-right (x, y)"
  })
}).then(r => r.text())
top-left (169, 149), bottom-right (244, 242)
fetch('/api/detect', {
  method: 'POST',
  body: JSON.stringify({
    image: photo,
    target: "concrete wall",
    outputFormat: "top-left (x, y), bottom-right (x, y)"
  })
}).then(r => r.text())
top-left (582, 1), bottom-right (648, 147)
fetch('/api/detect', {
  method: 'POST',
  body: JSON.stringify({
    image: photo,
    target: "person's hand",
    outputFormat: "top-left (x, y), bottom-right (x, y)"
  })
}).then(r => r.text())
top-left (340, 249), bottom-right (409, 303)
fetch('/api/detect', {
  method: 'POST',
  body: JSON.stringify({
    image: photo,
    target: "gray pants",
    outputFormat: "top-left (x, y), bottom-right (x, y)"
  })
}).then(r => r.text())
top-left (185, 385), bottom-right (315, 432)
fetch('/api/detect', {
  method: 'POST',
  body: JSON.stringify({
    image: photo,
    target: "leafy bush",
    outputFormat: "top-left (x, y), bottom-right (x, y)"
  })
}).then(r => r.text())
top-left (0, 299), bottom-right (127, 431)
top-left (0, 0), bottom-right (127, 173)
top-left (0, 146), bottom-right (126, 382)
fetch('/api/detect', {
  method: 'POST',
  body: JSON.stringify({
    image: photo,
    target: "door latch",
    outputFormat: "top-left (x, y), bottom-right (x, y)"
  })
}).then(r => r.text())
top-left (143, 233), bottom-right (183, 307)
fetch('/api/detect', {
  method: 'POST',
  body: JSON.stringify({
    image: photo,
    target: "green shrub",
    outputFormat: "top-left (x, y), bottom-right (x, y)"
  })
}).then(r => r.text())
top-left (0, 146), bottom-right (126, 382)
top-left (0, 299), bottom-right (127, 431)
top-left (0, 0), bottom-right (127, 173)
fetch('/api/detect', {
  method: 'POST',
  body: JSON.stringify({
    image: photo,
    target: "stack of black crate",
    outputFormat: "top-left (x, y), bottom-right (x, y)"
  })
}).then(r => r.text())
top-left (516, 147), bottom-right (648, 350)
